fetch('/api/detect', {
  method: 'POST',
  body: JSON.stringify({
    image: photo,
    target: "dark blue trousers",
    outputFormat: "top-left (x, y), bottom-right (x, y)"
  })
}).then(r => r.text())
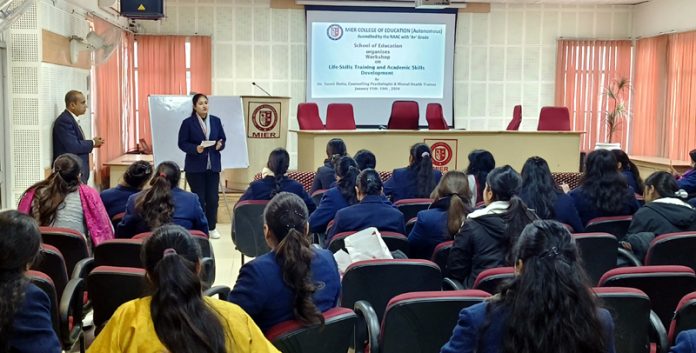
top-left (186, 170), bottom-right (219, 230)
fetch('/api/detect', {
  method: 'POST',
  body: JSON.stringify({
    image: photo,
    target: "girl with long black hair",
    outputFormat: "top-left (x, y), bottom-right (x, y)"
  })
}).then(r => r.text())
top-left (229, 192), bottom-right (341, 332)
top-left (441, 220), bottom-right (615, 353)
top-left (311, 138), bottom-right (348, 193)
top-left (239, 148), bottom-right (316, 212)
top-left (447, 165), bottom-right (537, 287)
top-left (308, 156), bottom-right (361, 233)
top-left (101, 160), bottom-right (154, 219)
top-left (612, 149), bottom-right (644, 196)
top-left (88, 224), bottom-right (278, 353)
top-left (465, 149), bottom-right (496, 204)
top-left (384, 143), bottom-right (442, 202)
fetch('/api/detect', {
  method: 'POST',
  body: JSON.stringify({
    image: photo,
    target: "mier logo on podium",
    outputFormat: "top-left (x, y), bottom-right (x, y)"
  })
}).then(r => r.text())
top-left (247, 102), bottom-right (281, 139)
top-left (425, 139), bottom-right (458, 172)
top-left (327, 24), bottom-right (343, 40)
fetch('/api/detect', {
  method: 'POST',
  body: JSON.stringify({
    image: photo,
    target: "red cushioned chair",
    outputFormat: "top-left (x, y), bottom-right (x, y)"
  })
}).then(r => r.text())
top-left (94, 238), bottom-right (144, 268)
top-left (506, 105), bottom-right (522, 131)
top-left (32, 244), bottom-right (70, 297)
top-left (232, 200), bottom-right (271, 264)
top-left (573, 233), bottom-right (620, 285)
top-left (40, 227), bottom-right (91, 277)
top-left (266, 307), bottom-right (357, 353)
top-left (473, 267), bottom-right (515, 294)
top-left (394, 198), bottom-right (433, 222)
top-left (134, 230), bottom-right (213, 258)
top-left (599, 265), bottom-right (696, 330)
top-left (646, 232), bottom-right (696, 273)
top-left (110, 211), bottom-right (125, 229)
top-left (537, 106), bottom-right (571, 131)
top-left (405, 217), bottom-right (417, 237)
top-left (297, 102), bottom-right (324, 130)
top-left (387, 101), bottom-right (419, 130)
top-left (356, 290), bottom-right (490, 353)
top-left (325, 103), bottom-right (356, 130)
top-left (585, 216), bottom-right (633, 241)
top-left (87, 266), bottom-right (146, 333)
top-left (425, 103), bottom-right (448, 130)
top-left (669, 292), bottom-right (696, 346)
top-left (431, 240), bottom-right (453, 278)
top-left (328, 231), bottom-right (410, 257)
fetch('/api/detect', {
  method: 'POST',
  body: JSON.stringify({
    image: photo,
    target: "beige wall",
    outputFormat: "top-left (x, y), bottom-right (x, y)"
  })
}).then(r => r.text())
top-left (632, 0), bottom-right (696, 38)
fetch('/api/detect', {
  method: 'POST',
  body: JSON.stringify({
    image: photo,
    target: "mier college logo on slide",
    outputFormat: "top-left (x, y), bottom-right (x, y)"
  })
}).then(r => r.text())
top-left (425, 139), bottom-right (458, 172)
top-left (327, 24), bottom-right (343, 40)
top-left (247, 102), bottom-right (281, 139)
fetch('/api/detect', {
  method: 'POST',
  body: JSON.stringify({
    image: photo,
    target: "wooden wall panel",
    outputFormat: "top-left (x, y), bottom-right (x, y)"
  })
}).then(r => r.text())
top-left (42, 30), bottom-right (91, 69)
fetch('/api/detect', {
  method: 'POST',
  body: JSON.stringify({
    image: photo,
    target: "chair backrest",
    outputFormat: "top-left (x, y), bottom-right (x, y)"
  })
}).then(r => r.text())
top-left (297, 102), bottom-right (324, 130)
top-left (232, 200), bottom-right (271, 258)
top-left (39, 227), bottom-right (91, 276)
top-left (473, 267), bottom-right (515, 294)
top-left (646, 232), bottom-right (696, 272)
top-left (325, 103), bottom-right (356, 130)
top-left (431, 240), bottom-right (453, 277)
top-left (599, 265), bottom-right (696, 329)
top-left (328, 231), bottom-right (410, 256)
top-left (537, 106), bottom-right (571, 131)
top-left (31, 244), bottom-right (69, 297)
top-left (506, 105), bottom-right (522, 130)
top-left (380, 290), bottom-right (490, 353)
top-left (266, 307), bottom-right (357, 353)
top-left (573, 233), bottom-right (618, 285)
top-left (387, 101), bottom-right (419, 130)
top-left (134, 231), bottom-right (213, 258)
top-left (670, 291), bottom-right (696, 344)
top-left (585, 216), bottom-right (633, 241)
top-left (394, 198), bottom-right (433, 222)
top-left (341, 259), bottom-right (442, 321)
top-left (594, 287), bottom-right (652, 353)
top-left (94, 238), bottom-right (145, 268)
top-left (405, 217), bottom-right (417, 237)
top-left (111, 211), bottom-right (125, 229)
top-left (425, 103), bottom-right (448, 130)
top-left (87, 266), bottom-right (146, 330)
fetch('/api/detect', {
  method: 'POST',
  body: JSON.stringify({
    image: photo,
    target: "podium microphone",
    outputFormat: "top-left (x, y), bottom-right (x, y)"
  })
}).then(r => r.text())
top-left (252, 82), bottom-right (272, 96)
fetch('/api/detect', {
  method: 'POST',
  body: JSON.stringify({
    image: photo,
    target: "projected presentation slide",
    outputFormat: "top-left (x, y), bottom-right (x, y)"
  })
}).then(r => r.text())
top-left (311, 22), bottom-right (446, 99)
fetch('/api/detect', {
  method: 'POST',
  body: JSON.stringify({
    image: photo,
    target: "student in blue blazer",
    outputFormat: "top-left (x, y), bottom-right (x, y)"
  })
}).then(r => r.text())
top-left (519, 157), bottom-right (585, 232)
top-left (310, 138), bottom-right (347, 194)
top-left (441, 221), bottom-right (615, 353)
top-left (117, 161), bottom-right (208, 238)
top-left (677, 149), bottom-right (696, 195)
top-left (308, 156), bottom-right (360, 233)
top-left (228, 193), bottom-right (341, 332)
top-left (384, 143), bottom-right (442, 202)
top-left (100, 160), bottom-right (153, 219)
top-left (0, 210), bottom-right (61, 353)
top-left (613, 149), bottom-right (644, 196)
top-left (327, 169), bottom-right (405, 243)
top-left (178, 94), bottom-right (226, 239)
top-left (672, 330), bottom-right (696, 353)
top-left (408, 171), bottom-right (473, 259)
top-left (239, 148), bottom-right (315, 213)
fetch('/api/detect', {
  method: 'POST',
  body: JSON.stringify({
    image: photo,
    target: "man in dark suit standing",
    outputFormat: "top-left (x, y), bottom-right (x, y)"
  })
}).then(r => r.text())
top-left (52, 90), bottom-right (104, 183)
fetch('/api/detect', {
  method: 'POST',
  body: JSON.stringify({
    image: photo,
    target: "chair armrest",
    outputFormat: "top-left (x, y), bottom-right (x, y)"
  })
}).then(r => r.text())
top-left (443, 277), bottom-right (465, 290)
top-left (617, 248), bottom-right (641, 267)
top-left (200, 257), bottom-right (216, 290)
top-left (204, 285), bottom-right (231, 299)
top-left (649, 310), bottom-right (668, 353)
top-left (59, 278), bottom-right (85, 347)
top-left (71, 257), bottom-right (94, 280)
top-left (354, 300), bottom-right (380, 353)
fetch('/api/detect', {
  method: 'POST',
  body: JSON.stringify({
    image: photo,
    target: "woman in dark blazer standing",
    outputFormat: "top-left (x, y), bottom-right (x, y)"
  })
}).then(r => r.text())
top-left (384, 143), bottom-right (442, 202)
top-left (178, 93), bottom-right (226, 239)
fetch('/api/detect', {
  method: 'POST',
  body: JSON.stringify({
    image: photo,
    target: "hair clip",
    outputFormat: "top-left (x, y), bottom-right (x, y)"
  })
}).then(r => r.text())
top-left (163, 248), bottom-right (177, 257)
top-left (676, 189), bottom-right (689, 199)
top-left (159, 172), bottom-right (167, 178)
top-left (421, 152), bottom-right (430, 158)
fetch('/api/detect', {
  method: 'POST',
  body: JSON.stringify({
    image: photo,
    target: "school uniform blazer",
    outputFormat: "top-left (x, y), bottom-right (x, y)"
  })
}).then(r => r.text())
top-left (521, 192), bottom-right (585, 233)
top-left (239, 177), bottom-right (316, 213)
top-left (8, 283), bottom-right (61, 353)
top-left (679, 169), bottom-right (696, 194)
top-left (308, 187), bottom-right (351, 233)
top-left (327, 195), bottom-right (406, 243)
top-left (440, 302), bottom-right (616, 353)
top-left (408, 197), bottom-right (450, 259)
top-left (228, 248), bottom-right (341, 332)
top-left (52, 110), bottom-right (93, 178)
top-left (100, 185), bottom-right (140, 219)
top-left (671, 330), bottom-right (696, 353)
top-left (177, 114), bottom-right (226, 173)
top-left (116, 187), bottom-right (209, 238)
top-left (622, 170), bottom-right (643, 196)
top-left (310, 161), bottom-right (336, 194)
top-left (383, 167), bottom-right (443, 202)
top-left (569, 186), bottom-right (641, 226)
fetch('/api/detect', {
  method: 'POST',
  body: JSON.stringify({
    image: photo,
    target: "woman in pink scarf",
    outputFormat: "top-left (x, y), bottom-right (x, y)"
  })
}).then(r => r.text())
top-left (17, 153), bottom-right (114, 246)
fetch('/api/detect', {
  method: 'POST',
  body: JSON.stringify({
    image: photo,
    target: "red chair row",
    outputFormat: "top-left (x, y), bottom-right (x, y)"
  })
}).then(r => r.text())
top-left (506, 105), bottom-right (572, 131)
top-left (297, 101), bottom-right (450, 130)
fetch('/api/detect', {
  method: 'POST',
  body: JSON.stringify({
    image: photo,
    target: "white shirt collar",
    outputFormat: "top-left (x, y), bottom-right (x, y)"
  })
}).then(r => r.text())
top-left (68, 110), bottom-right (79, 122)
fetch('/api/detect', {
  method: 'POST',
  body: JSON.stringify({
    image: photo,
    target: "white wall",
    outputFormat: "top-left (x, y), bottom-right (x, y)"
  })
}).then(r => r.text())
top-left (632, 0), bottom-right (696, 38)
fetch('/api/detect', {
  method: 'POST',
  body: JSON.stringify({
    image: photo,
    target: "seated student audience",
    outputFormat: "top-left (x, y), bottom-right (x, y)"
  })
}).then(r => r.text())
top-left (100, 160), bottom-right (153, 219)
top-left (519, 156), bottom-right (584, 232)
top-left (310, 138), bottom-right (347, 193)
top-left (327, 169), bottom-right (405, 242)
top-left (408, 171), bottom-right (473, 259)
top-left (229, 193), bottom-right (341, 332)
top-left (18, 153), bottom-right (113, 246)
top-left (677, 149), bottom-right (696, 195)
top-left (465, 149), bottom-right (496, 205)
top-left (308, 156), bottom-right (360, 233)
top-left (0, 210), bottom-right (60, 353)
top-left (239, 148), bottom-right (315, 212)
top-left (441, 220), bottom-right (616, 353)
top-left (354, 149), bottom-right (377, 170)
top-left (569, 149), bottom-right (640, 226)
top-left (613, 149), bottom-right (644, 196)
top-left (88, 224), bottom-right (279, 353)
top-left (671, 330), bottom-right (696, 353)
top-left (384, 143), bottom-right (442, 202)
top-left (622, 171), bottom-right (696, 260)
top-left (447, 165), bottom-right (537, 288)
top-left (117, 161), bottom-right (208, 238)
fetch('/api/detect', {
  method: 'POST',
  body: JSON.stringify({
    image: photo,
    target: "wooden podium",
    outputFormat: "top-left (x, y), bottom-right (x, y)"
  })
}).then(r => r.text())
top-left (223, 95), bottom-right (291, 190)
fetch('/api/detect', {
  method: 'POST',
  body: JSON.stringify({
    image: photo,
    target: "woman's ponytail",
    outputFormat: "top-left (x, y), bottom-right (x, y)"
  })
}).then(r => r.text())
top-left (503, 195), bottom-right (538, 261)
top-left (267, 148), bottom-right (290, 198)
top-left (447, 194), bottom-right (468, 237)
top-left (409, 143), bottom-right (435, 198)
top-left (336, 157), bottom-right (359, 205)
top-left (28, 153), bottom-right (81, 226)
top-left (136, 162), bottom-right (180, 229)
